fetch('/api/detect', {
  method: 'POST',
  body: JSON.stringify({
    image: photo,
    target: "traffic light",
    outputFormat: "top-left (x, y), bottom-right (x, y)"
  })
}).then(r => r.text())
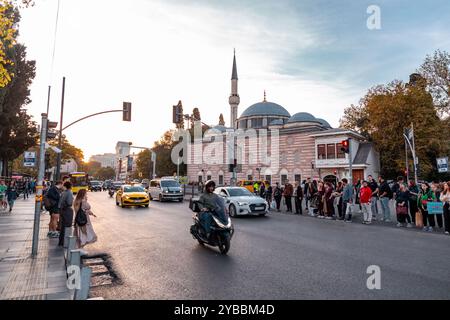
top-left (46, 121), bottom-right (58, 141)
top-left (228, 158), bottom-right (238, 173)
top-left (172, 101), bottom-right (183, 125)
top-left (341, 139), bottom-right (350, 154)
top-left (123, 102), bottom-right (132, 122)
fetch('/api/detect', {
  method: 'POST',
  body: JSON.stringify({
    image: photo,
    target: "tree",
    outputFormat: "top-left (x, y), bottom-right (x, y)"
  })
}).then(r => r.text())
top-left (81, 161), bottom-right (101, 177)
top-left (95, 167), bottom-right (115, 180)
top-left (340, 80), bottom-right (449, 180)
top-left (0, 4), bottom-right (37, 177)
top-left (219, 113), bottom-right (225, 126)
top-left (46, 136), bottom-right (84, 171)
top-left (0, 0), bottom-right (34, 88)
top-left (418, 49), bottom-right (450, 116)
top-left (135, 149), bottom-right (152, 179)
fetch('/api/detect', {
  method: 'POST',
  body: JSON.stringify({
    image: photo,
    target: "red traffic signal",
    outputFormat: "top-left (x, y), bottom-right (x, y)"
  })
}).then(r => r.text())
top-left (341, 139), bottom-right (350, 154)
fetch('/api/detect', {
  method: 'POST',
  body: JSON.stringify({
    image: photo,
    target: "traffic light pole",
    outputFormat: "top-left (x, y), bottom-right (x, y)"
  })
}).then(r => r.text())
top-left (55, 77), bottom-right (65, 181)
top-left (32, 113), bottom-right (48, 257)
top-left (348, 138), bottom-right (353, 187)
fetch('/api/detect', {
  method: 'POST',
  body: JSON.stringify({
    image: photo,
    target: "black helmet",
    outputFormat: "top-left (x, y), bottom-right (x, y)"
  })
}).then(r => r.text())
top-left (205, 180), bottom-right (216, 191)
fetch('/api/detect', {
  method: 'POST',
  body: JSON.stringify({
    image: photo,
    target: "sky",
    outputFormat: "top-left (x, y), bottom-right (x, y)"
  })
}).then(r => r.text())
top-left (17, 0), bottom-right (450, 160)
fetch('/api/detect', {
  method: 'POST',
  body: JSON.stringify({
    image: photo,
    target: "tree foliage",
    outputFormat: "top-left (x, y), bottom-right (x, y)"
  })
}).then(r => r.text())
top-left (340, 80), bottom-right (449, 180)
top-left (418, 49), bottom-right (450, 116)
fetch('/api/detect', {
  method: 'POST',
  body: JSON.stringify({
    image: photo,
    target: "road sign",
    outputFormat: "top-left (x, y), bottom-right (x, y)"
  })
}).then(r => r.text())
top-left (437, 157), bottom-right (448, 173)
top-left (151, 152), bottom-right (156, 162)
top-left (24, 151), bottom-right (36, 167)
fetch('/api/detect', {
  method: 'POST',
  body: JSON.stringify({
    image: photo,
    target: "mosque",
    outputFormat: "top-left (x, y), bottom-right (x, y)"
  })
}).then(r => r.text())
top-left (186, 52), bottom-right (380, 186)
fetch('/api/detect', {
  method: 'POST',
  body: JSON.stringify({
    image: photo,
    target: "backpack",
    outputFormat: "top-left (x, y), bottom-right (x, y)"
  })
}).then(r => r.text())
top-left (75, 206), bottom-right (88, 227)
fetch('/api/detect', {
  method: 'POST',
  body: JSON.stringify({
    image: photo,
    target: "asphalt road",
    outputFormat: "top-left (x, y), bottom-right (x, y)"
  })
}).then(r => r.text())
top-left (84, 191), bottom-right (450, 300)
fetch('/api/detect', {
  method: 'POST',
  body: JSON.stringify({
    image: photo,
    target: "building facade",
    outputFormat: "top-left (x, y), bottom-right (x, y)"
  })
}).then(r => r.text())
top-left (89, 153), bottom-right (117, 168)
top-left (186, 52), bottom-right (380, 186)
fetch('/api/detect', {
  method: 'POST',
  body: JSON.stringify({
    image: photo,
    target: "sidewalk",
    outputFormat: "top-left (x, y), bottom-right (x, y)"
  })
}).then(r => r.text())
top-left (0, 197), bottom-right (71, 300)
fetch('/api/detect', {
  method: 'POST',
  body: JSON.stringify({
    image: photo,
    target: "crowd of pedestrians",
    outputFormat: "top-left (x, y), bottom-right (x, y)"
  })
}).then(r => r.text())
top-left (258, 176), bottom-right (450, 236)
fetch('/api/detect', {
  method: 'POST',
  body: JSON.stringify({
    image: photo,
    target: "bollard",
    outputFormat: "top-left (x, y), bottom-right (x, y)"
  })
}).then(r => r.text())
top-left (66, 236), bottom-right (77, 263)
top-left (74, 267), bottom-right (92, 300)
top-left (69, 249), bottom-right (82, 269)
top-left (63, 227), bottom-right (73, 249)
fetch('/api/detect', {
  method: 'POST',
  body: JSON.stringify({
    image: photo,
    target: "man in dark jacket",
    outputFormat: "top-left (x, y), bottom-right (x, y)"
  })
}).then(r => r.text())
top-left (294, 182), bottom-right (303, 215)
top-left (283, 180), bottom-right (294, 213)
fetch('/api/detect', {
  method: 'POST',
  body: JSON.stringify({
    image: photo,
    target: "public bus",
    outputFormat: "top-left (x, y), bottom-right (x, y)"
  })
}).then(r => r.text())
top-left (69, 172), bottom-right (89, 194)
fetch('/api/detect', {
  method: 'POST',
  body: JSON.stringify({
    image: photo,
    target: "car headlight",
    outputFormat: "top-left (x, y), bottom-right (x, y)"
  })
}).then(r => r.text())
top-left (238, 202), bottom-right (249, 206)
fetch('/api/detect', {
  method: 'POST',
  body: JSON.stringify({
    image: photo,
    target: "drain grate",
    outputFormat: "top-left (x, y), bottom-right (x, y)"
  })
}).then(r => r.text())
top-left (81, 254), bottom-right (122, 289)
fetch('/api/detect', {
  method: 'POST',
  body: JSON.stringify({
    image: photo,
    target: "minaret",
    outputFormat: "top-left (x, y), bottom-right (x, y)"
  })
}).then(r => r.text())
top-left (229, 49), bottom-right (240, 129)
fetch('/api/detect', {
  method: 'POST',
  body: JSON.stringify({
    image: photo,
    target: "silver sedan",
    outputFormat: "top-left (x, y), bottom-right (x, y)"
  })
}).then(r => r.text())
top-left (214, 187), bottom-right (269, 217)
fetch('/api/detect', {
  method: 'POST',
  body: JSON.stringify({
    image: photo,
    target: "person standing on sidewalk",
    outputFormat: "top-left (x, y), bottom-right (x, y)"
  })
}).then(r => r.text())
top-left (408, 179), bottom-right (419, 225)
top-left (294, 181), bottom-right (303, 215)
top-left (378, 176), bottom-right (392, 222)
top-left (265, 184), bottom-right (273, 206)
top-left (395, 184), bottom-right (412, 228)
top-left (0, 180), bottom-right (7, 210)
top-left (360, 181), bottom-right (373, 224)
top-left (418, 182), bottom-right (436, 232)
top-left (273, 183), bottom-right (283, 212)
top-left (342, 179), bottom-right (353, 222)
top-left (5, 181), bottom-right (19, 213)
top-left (283, 180), bottom-right (294, 213)
top-left (440, 182), bottom-right (450, 235)
top-left (58, 181), bottom-right (74, 246)
top-left (303, 178), bottom-right (311, 214)
top-left (367, 175), bottom-right (379, 221)
top-left (431, 182), bottom-right (444, 230)
top-left (46, 181), bottom-right (62, 238)
top-left (73, 189), bottom-right (97, 248)
top-left (324, 182), bottom-right (335, 220)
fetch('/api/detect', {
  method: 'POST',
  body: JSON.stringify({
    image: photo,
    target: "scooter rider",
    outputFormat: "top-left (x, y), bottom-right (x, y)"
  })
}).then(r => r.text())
top-left (197, 180), bottom-right (227, 238)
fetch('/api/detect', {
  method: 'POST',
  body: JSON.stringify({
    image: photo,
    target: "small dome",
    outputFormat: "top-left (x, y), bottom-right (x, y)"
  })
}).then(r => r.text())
top-left (287, 112), bottom-right (319, 123)
top-left (316, 118), bottom-right (332, 128)
top-left (210, 125), bottom-right (231, 133)
top-left (241, 101), bottom-right (291, 118)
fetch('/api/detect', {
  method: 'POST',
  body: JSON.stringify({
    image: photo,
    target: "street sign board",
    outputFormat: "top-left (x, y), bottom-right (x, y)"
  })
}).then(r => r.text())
top-left (427, 202), bottom-right (444, 215)
top-left (437, 157), bottom-right (448, 173)
top-left (151, 152), bottom-right (156, 162)
top-left (24, 151), bottom-right (36, 167)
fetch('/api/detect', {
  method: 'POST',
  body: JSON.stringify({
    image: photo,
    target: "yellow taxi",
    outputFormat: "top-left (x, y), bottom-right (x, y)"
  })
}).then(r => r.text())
top-left (115, 184), bottom-right (150, 208)
top-left (238, 180), bottom-right (270, 193)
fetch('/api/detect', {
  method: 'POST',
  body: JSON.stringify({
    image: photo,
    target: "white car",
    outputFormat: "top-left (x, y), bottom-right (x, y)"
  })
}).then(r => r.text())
top-left (214, 187), bottom-right (269, 217)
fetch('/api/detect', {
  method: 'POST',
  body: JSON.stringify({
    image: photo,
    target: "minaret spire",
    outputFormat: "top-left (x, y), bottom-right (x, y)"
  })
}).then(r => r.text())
top-left (229, 49), bottom-right (240, 129)
top-left (231, 48), bottom-right (238, 80)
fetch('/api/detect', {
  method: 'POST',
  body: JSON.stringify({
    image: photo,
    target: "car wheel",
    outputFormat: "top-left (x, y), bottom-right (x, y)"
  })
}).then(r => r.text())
top-left (229, 204), bottom-right (237, 218)
top-left (144, 204), bottom-right (149, 208)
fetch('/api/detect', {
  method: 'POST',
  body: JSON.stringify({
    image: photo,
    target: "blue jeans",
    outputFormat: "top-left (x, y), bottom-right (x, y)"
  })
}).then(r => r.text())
top-left (199, 212), bottom-right (213, 234)
top-left (370, 197), bottom-right (378, 217)
top-left (380, 197), bottom-right (391, 221)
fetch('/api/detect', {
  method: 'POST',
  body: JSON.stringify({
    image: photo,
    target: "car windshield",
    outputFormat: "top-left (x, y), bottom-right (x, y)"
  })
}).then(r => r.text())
top-left (113, 182), bottom-right (124, 187)
top-left (124, 186), bottom-right (145, 193)
top-left (161, 180), bottom-right (180, 188)
top-left (228, 188), bottom-right (254, 197)
top-left (90, 181), bottom-right (101, 185)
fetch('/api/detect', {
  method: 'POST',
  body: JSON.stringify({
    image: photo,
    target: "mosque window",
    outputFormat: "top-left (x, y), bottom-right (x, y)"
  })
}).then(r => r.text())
top-left (327, 144), bottom-right (336, 159)
top-left (317, 144), bottom-right (326, 160)
top-left (251, 118), bottom-right (263, 128)
top-left (239, 120), bottom-right (247, 129)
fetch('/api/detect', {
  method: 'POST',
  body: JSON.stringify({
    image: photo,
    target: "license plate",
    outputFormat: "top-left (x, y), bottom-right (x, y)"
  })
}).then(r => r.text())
top-left (134, 200), bottom-right (142, 203)
top-left (255, 206), bottom-right (264, 210)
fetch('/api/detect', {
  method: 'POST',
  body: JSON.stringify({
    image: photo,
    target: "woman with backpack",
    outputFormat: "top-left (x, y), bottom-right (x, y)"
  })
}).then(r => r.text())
top-left (418, 183), bottom-right (437, 232)
top-left (74, 189), bottom-right (97, 248)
